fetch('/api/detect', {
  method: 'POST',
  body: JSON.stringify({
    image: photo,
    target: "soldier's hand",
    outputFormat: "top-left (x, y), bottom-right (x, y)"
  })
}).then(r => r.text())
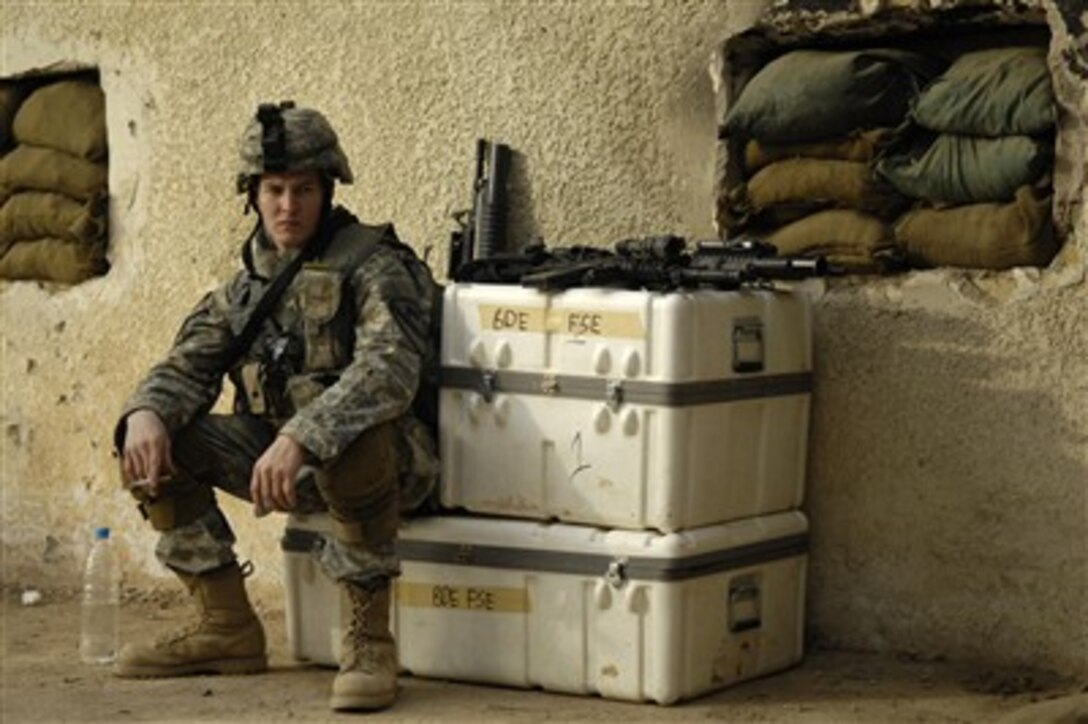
top-left (122, 409), bottom-right (175, 496)
top-left (250, 434), bottom-right (304, 514)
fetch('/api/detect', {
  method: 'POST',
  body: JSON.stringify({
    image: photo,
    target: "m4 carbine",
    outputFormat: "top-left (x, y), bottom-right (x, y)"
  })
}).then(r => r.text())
top-left (521, 236), bottom-right (830, 292)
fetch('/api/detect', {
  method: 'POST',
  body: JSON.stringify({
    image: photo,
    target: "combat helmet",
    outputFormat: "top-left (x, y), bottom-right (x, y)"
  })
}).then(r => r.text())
top-left (236, 101), bottom-right (354, 194)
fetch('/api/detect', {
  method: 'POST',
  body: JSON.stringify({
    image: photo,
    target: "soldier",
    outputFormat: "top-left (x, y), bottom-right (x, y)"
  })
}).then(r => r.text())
top-left (112, 101), bottom-right (440, 712)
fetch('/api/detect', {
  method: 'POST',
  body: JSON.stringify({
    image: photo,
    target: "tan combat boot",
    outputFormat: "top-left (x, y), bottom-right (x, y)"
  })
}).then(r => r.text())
top-left (329, 582), bottom-right (397, 711)
top-left (113, 562), bottom-right (267, 678)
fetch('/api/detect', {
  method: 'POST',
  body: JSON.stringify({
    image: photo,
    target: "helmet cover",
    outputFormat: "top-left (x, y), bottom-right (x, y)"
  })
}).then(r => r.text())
top-left (236, 101), bottom-right (353, 192)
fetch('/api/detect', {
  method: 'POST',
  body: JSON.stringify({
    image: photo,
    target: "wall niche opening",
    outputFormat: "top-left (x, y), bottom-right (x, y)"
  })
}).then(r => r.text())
top-left (714, 1), bottom-right (1070, 279)
top-left (1, 63), bottom-right (110, 286)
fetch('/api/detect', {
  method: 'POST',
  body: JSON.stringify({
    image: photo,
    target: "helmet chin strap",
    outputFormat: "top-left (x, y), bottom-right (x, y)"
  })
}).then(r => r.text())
top-left (242, 175), bottom-right (259, 215)
top-left (313, 185), bottom-right (336, 242)
top-left (321, 174), bottom-right (335, 215)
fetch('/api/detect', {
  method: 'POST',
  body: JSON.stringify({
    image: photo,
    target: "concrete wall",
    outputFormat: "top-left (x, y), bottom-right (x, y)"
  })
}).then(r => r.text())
top-left (1, 0), bottom-right (1084, 679)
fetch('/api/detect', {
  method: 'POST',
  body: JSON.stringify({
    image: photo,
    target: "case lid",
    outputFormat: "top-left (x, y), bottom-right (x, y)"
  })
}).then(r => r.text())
top-left (283, 512), bottom-right (808, 583)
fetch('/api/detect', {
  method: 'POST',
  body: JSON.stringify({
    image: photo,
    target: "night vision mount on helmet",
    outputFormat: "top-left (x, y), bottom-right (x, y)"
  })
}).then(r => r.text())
top-left (236, 101), bottom-right (354, 193)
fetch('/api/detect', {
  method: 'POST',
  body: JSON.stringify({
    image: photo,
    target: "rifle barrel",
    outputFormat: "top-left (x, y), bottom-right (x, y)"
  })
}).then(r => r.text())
top-left (749, 256), bottom-right (828, 279)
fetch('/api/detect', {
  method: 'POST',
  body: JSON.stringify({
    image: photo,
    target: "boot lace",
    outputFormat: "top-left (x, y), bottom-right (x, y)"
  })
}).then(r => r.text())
top-left (153, 609), bottom-right (212, 646)
top-left (155, 562), bottom-right (253, 647)
top-left (343, 586), bottom-right (392, 670)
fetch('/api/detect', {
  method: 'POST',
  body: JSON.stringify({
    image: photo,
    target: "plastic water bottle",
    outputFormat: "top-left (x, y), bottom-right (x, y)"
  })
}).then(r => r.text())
top-left (80, 527), bottom-right (120, 665)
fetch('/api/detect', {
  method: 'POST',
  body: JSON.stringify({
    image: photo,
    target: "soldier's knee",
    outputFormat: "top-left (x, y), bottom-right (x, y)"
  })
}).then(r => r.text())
top-left (322, 422), bottom-right (400, 499)
top-left (307, 423), bottom-right (402, 550)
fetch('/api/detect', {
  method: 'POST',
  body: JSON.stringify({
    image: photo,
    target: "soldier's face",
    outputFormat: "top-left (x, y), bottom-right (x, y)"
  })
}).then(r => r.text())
top-left (257, 171), bottom-right (324, 252)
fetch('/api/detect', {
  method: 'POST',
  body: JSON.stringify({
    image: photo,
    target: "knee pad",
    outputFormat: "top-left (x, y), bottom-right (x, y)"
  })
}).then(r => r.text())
top-left (328, 497), bottom-right (398, 551)
top-left (317, 423), bottom-right (400, 543)
top-left (135, 485), bottom-right (216, 532)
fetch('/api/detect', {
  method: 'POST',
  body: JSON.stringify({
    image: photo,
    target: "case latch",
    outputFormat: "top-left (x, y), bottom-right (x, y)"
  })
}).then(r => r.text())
top-left (478, 370), bottom-right (496, 403)
top-left (605, 379), bottom-right (624, 411)
top-left (605, 557), bottom-right (628, 588)
top-left (732, 317), bottom-right (764, 374)
top-left (453, 544), bottom-right (475, 564)
top-left (728, 574), bottom-right (762, 632)
top-left (540, 374), bottom-right (559, 395)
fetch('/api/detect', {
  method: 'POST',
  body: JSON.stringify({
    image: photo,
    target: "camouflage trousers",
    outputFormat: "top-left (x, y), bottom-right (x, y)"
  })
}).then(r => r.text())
top-left (142, 413), bottom-right (401, 586)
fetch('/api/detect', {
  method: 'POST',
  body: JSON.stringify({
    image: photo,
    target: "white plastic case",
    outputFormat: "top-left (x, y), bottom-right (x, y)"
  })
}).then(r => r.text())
top-left (282, 511), bottom-right (808, 705)
top-left (439, 284), bottom-right (813, 531)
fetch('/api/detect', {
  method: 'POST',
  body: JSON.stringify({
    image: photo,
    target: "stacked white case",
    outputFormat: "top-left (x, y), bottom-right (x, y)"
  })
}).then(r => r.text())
top-left (284, 510), bottom-right (808, 704)
top-left (282, 283), bottom-right (813, 704)
top-left (439, 284), bottom-right (813, 531)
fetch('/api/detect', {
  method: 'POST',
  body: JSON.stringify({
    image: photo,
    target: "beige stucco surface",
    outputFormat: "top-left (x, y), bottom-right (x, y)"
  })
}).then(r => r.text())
top-left (1, 0), bottom-right (1084, 680)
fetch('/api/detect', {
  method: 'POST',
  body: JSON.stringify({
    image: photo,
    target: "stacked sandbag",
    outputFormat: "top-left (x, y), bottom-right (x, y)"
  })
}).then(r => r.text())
top-left (721, 49), bottom-right (943, 272)
top-left (895, 186), bottom-right (1056, 269)
top-left (0, 78), bottom-right (109, 283)
top-left (0, 82), bottom-right (31, 154)
top-left (876, 47), bottom-right (1057, 269)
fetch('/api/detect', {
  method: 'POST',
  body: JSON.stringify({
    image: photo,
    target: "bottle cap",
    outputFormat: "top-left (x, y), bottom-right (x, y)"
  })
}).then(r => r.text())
top-left (94, 527), bottom-right (110, 540)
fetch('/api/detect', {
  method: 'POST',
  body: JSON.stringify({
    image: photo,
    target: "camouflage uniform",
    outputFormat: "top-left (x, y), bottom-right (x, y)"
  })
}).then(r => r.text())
top-left (116, 105), bottom-right (439, 586)
top-left (117, 214), bottom-right (439, 585)
top-left (114, 104), bottom-right (433, 709)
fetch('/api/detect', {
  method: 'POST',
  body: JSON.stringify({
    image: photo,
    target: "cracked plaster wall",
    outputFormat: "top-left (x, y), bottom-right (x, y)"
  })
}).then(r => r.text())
top-left (1, 0), bottom-right (1084, 678)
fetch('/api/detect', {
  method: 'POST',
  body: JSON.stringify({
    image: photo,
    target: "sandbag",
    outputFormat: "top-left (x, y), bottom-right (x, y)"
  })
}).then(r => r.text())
top-left (767, 209), bottom-right (895, 272)
top-left (894, 186), bottom-right (1056, 269)
top-left (725, 201), bottom-right (830, 237)
top-left (0, 82), bottom-right (30, 152)
top-left (0, 191), bottom-right (107, 254)
top-left (12, 80), bottom-right (107, 161)
top-left (718, 181), bottom-right (825, 236)
top-left (743, 128), bottom-right (892, 174)
top-left (0, 237), bottom-right (108, 284)
top-left (723, 49), bottom-right (942, 144)
top-left (0, 144), bottom-right (108, 201)
top-left (912, 47), bottom-right (1055, 137)
top-left (875, 133), bottom-right (1052, 205)
top-left (746, 158), bottom-right (907, 218)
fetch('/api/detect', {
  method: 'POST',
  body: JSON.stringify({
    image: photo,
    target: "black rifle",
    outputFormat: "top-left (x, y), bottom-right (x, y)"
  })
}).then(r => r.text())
top-left (520, 235), bottom-right (830, 292)
top-left (457, 242), bottom-right (612, 285)
top-left (448, 138), bottom-right (511, 280)
top-left (520, 235), bottom-right (684, 291)
top-left (683, 238), bottom-right (828, 289)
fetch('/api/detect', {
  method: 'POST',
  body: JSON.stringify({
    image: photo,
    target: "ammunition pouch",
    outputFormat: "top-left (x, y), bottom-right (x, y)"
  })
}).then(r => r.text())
top-left (231, 264), bottom-right (349, 420)
top-left (239, 362), bottom-right (269, 416)
top-left (285, 374), bottom-right (328, 412)
top-left (297, 266), bottom-right (348, 372)
top-left (235, 359), bottom-right (299, 421)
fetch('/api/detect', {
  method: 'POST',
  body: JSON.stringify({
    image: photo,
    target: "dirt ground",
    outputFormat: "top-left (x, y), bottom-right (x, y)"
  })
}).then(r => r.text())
top-left (1, 585), bottom-right (1085, 724)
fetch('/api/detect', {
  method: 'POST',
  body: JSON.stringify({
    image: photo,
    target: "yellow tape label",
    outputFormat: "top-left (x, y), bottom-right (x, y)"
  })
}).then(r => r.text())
top-left (478, 304), bottom-right (644, 338)
top-left (479, 305), bottom-right (548, 333)
top-left (396, 581), bottom-right (530, 613)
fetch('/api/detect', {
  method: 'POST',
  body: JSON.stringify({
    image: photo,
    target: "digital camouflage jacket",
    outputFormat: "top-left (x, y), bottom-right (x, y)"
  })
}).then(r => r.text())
top-left (118, 208), bottom-right (440, 510)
